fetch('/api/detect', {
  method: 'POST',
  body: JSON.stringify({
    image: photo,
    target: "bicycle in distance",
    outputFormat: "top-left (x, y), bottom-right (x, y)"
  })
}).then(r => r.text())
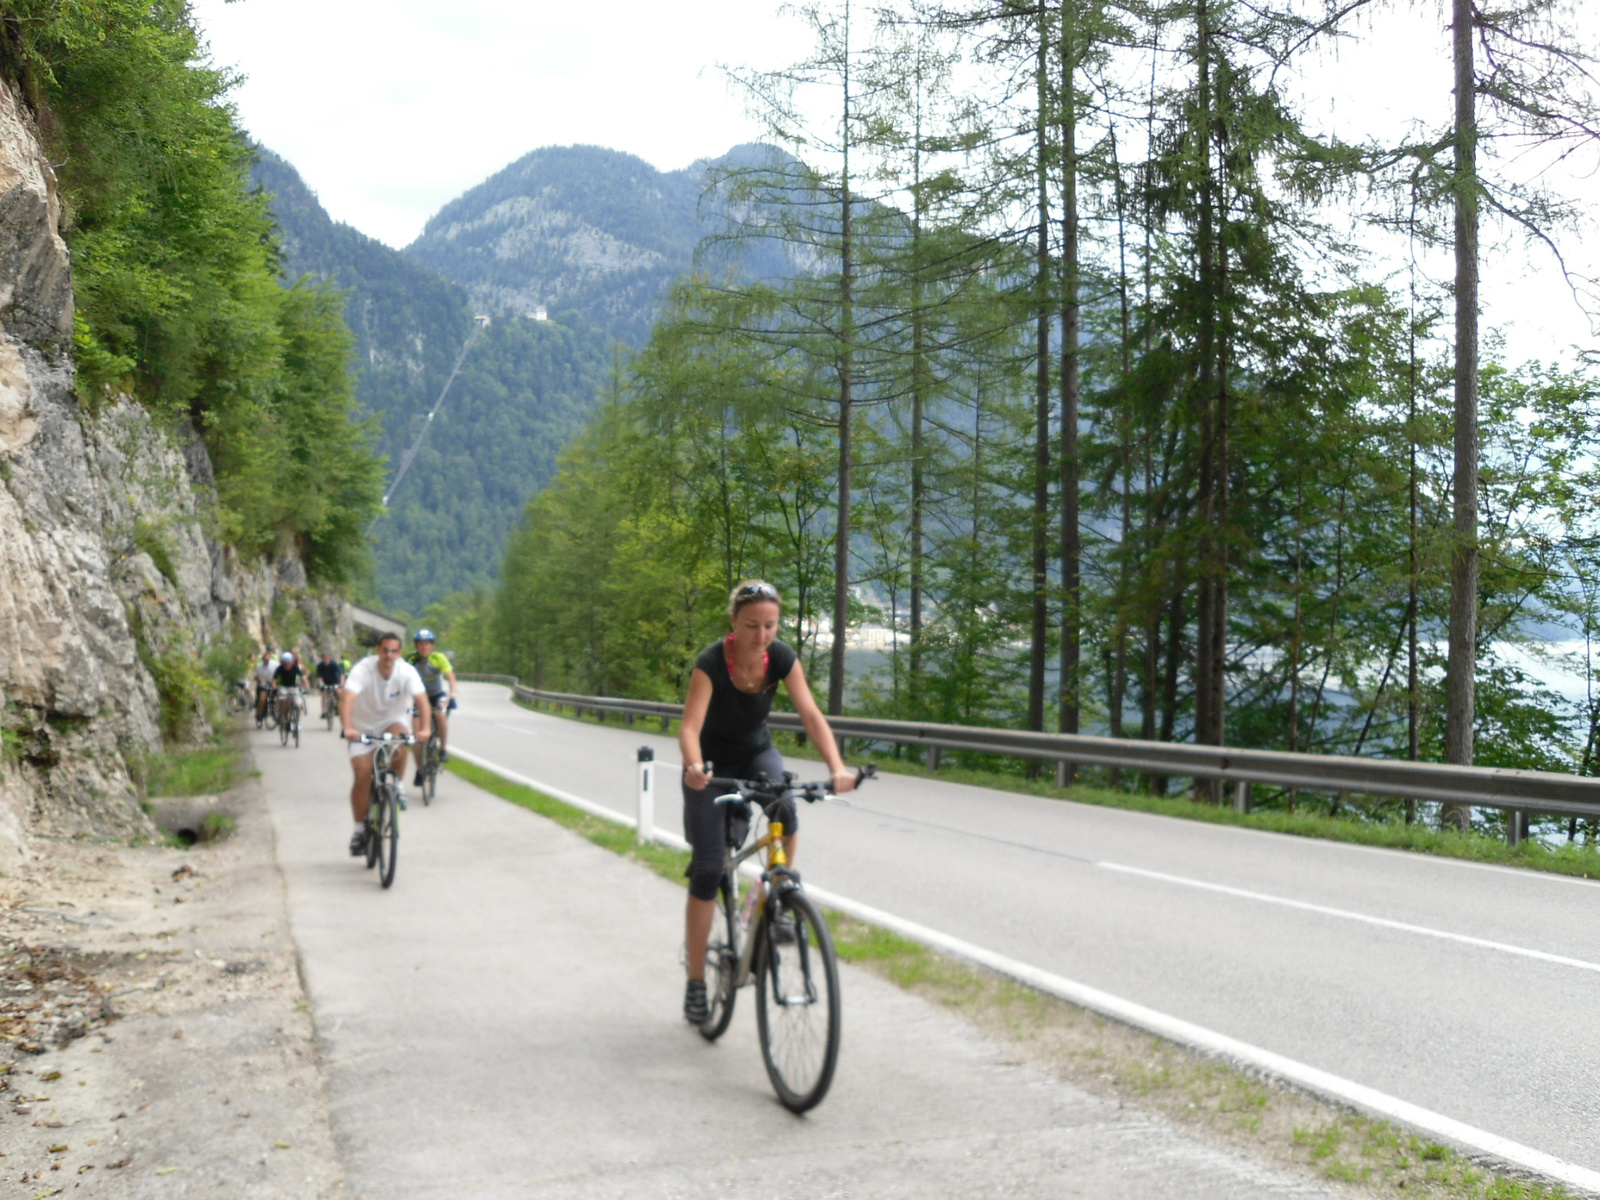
top-left (414, 696), bottom-right (448, 805)
top-left (277, 688), bottom-right (303, 748)
top-left (224, 677), bottom-right (251, 715)
top-left (698, 764), bottom-right (876, 1113)
top-left (321, 683), bottom-right (340, 732)
top-left (356, 733), bottom-right (410, 888)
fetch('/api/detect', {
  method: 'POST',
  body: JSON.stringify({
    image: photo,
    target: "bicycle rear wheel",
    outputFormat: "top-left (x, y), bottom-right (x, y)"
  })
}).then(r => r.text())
top-left (376, 786), bottom-right (399, 888)
top-left (698, 873), bottom-right (739, 1042)
top-left (755, 887), bottom-right (840, 1113)
top-left (423, 737), bottom-right (438, 805)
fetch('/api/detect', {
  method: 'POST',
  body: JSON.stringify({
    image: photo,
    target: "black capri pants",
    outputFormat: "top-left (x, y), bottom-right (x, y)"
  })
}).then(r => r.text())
top-left (682, 745), bottom-right (797, 901)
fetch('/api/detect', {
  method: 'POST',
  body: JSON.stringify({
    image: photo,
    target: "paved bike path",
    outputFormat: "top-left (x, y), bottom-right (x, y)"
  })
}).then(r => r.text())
top-left (252, 723), bottom-right (1334, 1198)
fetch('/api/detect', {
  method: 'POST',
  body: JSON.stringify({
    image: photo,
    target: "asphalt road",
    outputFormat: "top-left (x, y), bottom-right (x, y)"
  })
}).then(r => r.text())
top-left (446, 680), bottom-right (1600, 1177)
top-left (252, 713), bottom-right (1336, 1198)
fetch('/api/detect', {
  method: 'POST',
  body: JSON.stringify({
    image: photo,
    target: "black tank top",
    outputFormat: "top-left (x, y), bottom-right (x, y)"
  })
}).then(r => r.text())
top-left (693, 638), bottom-right (798, 770)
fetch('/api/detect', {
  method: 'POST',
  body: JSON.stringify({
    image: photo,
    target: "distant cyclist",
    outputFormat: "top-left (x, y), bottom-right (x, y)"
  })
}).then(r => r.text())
top-left (315, 651), bottom-right (344, 721)
top-left (340, 633), bottom-right (430, 855)
top-left (406, 630), bottom-right (457, 777)
top-left (252, 651), bottom-right (278, 722)
top-left (272, 651), bottom-right (307, 725)
top-left (677, 580), bottom-right (855, 1025)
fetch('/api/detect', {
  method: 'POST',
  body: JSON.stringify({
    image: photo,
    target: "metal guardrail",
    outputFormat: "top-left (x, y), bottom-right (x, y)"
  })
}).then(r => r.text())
top-left (457, 674), bottom-right (1600, 841)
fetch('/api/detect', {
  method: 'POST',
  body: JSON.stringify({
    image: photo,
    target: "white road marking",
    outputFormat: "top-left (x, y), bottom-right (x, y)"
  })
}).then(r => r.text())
top-left (1097, 861), bottom-right (1600, 975)
top-left (449, 741), bottom-right (1600, 1195)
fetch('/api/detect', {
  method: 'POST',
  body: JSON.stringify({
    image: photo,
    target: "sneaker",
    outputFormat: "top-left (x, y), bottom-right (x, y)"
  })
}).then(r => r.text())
top-left (348, 830), bottom-right (366, 857)
top-left (683, 979), bottom-right (709, 1025)
top-left (395, 786), bottom-right (408, 812)
top-left (413, 769), bottom-right (424, 786)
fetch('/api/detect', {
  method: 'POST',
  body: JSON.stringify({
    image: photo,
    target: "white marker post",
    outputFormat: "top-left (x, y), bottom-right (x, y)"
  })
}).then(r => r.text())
top-left (636, 746), bottom-right (654, 845)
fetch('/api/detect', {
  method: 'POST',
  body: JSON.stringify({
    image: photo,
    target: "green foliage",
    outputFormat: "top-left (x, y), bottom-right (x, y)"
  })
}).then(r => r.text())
top-left (140, 639), bottom-right (210, 744)
top-left (0, 1), bottom-right (381, 582)
top-left (132, 518), bottom-right (176, 583)
top-left (251, 150), bottom-right (617, 612)
top-left (141, 743), bottom-right (238, 798)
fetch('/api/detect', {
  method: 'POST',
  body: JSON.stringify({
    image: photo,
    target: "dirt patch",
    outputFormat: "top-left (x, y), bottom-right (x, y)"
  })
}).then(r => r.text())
top-left (0, 755), bottom-right (346, 1196)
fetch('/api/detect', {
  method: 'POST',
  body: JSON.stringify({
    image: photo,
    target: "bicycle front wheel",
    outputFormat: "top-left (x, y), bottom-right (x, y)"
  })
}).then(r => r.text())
top-left (279, 714), bottom-right (289, 745)
top-left (755, 887), bottom-right (840, 1113)
top-left (698, 874), bottom-right (739, 1042)
top-left (376, 788), bottom-right (399, 888)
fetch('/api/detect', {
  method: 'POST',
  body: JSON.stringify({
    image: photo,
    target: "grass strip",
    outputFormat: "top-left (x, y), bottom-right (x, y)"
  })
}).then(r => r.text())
top-left (508, 695), bottom-right (1600, 882)
top-left (446, 751), bottom-right (1575, 1200)
top-left (140, 742), bottom-right (241, 798)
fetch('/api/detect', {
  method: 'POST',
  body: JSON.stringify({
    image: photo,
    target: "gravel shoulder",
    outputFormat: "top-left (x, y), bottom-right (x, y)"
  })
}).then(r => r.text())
top-left (0, 740), bottom-right (344, 1197)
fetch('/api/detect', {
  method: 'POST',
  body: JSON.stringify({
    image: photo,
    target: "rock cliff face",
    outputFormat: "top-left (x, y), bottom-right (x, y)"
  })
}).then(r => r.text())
top-left (0, 79), bottom-right (345, 859)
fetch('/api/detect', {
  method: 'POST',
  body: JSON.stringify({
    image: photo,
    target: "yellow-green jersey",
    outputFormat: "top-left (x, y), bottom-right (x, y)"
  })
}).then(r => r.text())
top-left (406, 650), bottom-right (452, 698)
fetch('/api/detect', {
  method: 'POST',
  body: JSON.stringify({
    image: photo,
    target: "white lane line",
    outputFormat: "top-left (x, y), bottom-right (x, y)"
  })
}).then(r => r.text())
top-left (802, 882), bottom-right (1600, 1198)
top-left (493, 722), bottom-right (541, 736)
top-left (450, 743), bottom-right (1600, 1196)
top-left (1098, 861), bottom-right (1600, 975)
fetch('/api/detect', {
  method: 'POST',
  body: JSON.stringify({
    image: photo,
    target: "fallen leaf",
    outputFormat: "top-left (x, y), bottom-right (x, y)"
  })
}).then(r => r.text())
top-left (39, 1072), bottom-right (59, 1082)
top-left (46, 1145), bottom-right (67, 1154)
top-left (273, 1140), bottom-right (290, 1150)
top-left (155, 1166), bottom-right (176, 1175)
top-left (104, 1158), bottom-right (130, 1168)
top-left (77, 1165), bottom-right (92, 1174)
top-left (171, 1029), bottom-right (183, 1041)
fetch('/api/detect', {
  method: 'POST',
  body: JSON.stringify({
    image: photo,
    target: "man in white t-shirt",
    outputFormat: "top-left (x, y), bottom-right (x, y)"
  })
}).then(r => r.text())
top-left (339, 632), bottom-right (432, 856)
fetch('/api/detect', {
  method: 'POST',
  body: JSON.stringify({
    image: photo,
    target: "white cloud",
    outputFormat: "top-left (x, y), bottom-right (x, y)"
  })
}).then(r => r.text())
top-left (191, 0), bottom-right (804, 247)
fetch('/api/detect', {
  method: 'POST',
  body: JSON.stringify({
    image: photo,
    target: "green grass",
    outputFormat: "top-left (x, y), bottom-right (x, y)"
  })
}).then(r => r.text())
top-left (141, 743), bottom-right (241, 797)
top-left (444, 758), bottom-right (690, 884)
top-left (449, 748), bottom-right (1581, 1200)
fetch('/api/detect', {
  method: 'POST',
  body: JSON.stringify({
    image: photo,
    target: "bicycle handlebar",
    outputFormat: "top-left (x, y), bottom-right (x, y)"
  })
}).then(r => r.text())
top-left (709, 763), bottom-right (876, 807)
top-left (356, 732), bottom-right (416, 746)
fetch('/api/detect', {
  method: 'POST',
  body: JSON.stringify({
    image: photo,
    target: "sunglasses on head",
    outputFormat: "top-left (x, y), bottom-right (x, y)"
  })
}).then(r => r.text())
top-left (735, 582), bottom-right (780, 602)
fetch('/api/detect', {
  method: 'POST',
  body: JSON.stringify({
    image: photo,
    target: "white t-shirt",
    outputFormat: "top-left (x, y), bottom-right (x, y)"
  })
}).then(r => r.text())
top-left (343, 656), bottom-right (427, 733)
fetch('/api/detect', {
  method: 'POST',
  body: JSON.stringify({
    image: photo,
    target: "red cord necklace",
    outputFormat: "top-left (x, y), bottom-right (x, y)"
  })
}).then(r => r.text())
top-left (724, 633), bottom-right (769, 691)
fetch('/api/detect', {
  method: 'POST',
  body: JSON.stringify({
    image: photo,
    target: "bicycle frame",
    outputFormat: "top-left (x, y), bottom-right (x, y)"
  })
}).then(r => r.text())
top-left (717, 796), bottom-right (801, 990)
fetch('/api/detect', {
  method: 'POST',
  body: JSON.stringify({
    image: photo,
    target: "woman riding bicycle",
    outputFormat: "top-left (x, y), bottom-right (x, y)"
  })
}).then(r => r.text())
top-left (678, 580), bottom-right (855, 1026)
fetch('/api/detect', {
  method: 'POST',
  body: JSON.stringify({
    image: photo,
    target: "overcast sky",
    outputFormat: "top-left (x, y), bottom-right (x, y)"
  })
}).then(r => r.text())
top-left (190, 0), bottom-right (1597, 366)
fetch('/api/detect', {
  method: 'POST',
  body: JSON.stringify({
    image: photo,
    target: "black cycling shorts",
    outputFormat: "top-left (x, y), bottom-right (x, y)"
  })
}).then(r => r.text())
top-left (682, 745), bottom-right (796, 897)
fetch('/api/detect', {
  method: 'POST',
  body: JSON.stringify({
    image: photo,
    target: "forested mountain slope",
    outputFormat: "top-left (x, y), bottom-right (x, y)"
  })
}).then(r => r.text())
top-left (251, 150), bottom-right (615, 614)
top-left (403, 143), bottom-right (788, 347)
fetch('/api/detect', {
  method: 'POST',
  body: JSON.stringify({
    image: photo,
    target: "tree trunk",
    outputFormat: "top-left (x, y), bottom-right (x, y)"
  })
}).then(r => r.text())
top-left (827, 0), bottom-right (855, 717)
top-left (1192, 0), bottom-right (1222, 803)
top-left (1442, 0), bottom-right (1478, 828)
top-left (1027, 15), bottom-right (1052, 740)
top-left (1058, 0), bottom-right (1081, 777)
top-left (909, 51), bottom-right (927, 693)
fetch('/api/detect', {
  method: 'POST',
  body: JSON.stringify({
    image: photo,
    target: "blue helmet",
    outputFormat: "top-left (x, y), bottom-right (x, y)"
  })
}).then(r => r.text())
top-left (414, 629), bottom-right (436, 643)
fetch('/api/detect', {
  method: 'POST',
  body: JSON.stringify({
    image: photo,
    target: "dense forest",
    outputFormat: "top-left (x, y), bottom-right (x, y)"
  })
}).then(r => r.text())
top-left (445, 0), bottom-right (1600, 827)
top-left (3, 0), bottom-right (381, 583)
top-left (251, 150), bottom-right (618, 614)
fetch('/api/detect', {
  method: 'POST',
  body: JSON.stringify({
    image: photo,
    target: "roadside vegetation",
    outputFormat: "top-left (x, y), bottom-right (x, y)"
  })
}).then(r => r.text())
top-left (0, 1), bottom-right (382, 582)
top-left (448, 754), bottom-right (1573, 1200)
top-left (508, 695), bottom-right (1600, 882)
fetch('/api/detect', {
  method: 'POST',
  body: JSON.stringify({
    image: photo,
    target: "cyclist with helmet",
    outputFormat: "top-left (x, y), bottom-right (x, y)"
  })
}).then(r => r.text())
top-left (677, 579), bottom-right (855, 1026)
top-left (406, 630), bottom-right (456, 775)
top-left (272, 650), bottom-right (308, 727)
